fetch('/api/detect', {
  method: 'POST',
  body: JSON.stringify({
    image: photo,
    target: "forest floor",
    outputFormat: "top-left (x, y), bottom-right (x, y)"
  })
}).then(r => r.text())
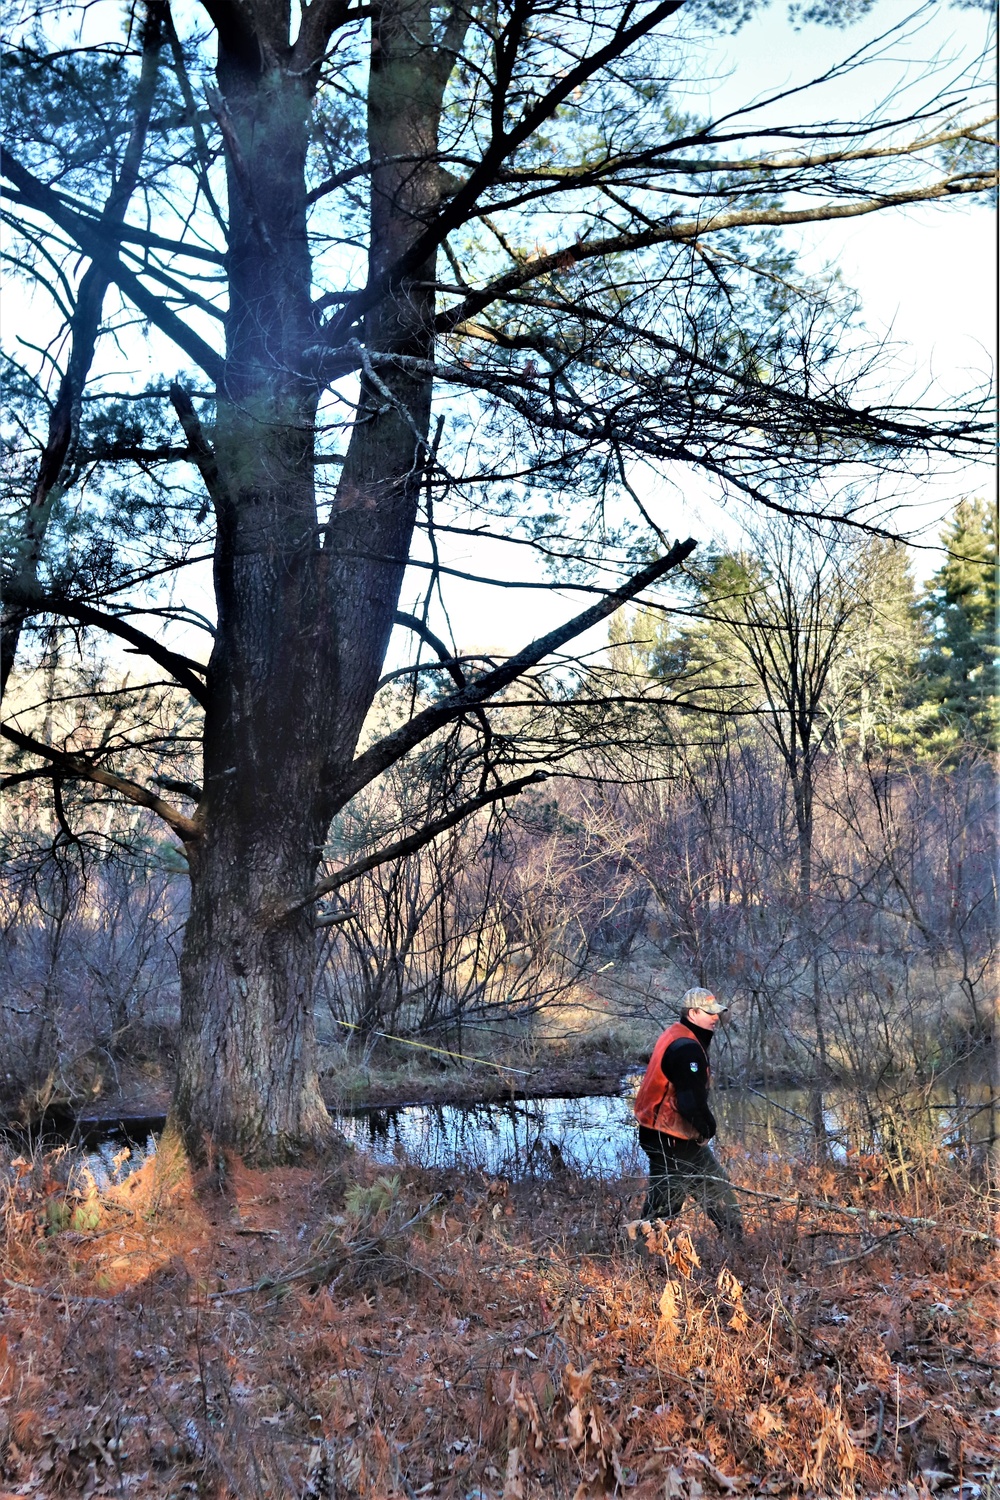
top-left (0, 1139), bottom-right (997, 1500)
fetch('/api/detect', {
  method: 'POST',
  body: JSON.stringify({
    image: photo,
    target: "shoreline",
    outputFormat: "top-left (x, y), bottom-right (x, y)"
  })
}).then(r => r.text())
top-left (1, 1053), bottom-right (981, 1150)
top-left (0, 1060), bottom-right (633, 1148)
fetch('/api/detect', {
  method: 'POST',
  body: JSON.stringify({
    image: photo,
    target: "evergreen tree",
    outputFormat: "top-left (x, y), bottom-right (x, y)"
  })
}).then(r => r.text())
top-left (647, 534), bottom-right (927, 757)
top-left (833, 538), bottom-right (925, 755)
top-left (913, 498), bottom-right (999, 753)
top-left (649, 551), bottom-right (762, 724)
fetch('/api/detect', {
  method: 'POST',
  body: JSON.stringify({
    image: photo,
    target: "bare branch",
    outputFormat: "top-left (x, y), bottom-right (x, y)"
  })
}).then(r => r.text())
top-left (436, 168), bottom-right (997, 336)
top-left (1, 156), bottom-right (225, 385)
top-left (2, 585), bottom-right (209, 707)
top-left (272, 767), bottom-right (548, 921)
top-left (168, 381), bottom-right (227, 521)
top-left (338, 537), bottom-right (697, 809)
top-left (1, 722), bottom-right (199, 841)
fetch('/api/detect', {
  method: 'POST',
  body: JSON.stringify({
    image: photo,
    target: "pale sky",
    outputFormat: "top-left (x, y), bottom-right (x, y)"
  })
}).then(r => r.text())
top-left (407, 1), bottom-right (996, 662)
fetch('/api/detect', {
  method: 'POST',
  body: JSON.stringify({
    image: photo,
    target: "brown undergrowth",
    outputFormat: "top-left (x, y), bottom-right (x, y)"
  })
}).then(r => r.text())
top-left (0, 1139), bottom-right (997, 1499)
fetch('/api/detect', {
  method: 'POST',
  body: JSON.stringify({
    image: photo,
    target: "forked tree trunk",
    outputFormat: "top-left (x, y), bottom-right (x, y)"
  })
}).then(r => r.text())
top-left (171, 0), bottom-right (455, 1161)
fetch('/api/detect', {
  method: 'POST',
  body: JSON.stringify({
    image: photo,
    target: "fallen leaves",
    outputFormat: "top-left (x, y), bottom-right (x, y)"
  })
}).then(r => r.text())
top-left (502, 1358), bottom-right (628, 1497)
top-left (717, 1267), bottom-right (749, 1333)
top-left (0, 1148), bottom-right (996, 1498)
top-left (503, 1442), bottom-right (525, 1498)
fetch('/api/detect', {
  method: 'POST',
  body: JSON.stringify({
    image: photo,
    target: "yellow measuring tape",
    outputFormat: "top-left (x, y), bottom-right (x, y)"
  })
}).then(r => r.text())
top-left (331, 1017), bottom-right (533, 1077)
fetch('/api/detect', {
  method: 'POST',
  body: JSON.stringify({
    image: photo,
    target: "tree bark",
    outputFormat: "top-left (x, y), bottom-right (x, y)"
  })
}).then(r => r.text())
top-left (172, 0), bottom-right (456, 1160)
top-left (173, 13), bottom-right (332, 1158)
top-left (176, 824), bottom-right (331, 1159)
top-left (320, 0), bottom-right (458, 788)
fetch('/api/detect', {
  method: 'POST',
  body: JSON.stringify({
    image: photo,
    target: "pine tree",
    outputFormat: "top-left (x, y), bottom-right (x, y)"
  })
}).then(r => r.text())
top-left (913, 498), bottom-right (999, 753)
top-left (649, 550), bottom-right (762, 723)
top-left (832, 538), bottom-right (925, 755)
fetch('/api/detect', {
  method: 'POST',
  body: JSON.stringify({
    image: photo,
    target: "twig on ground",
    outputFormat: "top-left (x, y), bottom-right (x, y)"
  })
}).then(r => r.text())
top-left (825, 1228), bottom-right (905, 1265)
top-left (215, 1196), bottom-right (443, 1298)
top-left (729, 1179), bottom-right (999, 1248)
top-left (4, 1273), bottom-right (118, 1306)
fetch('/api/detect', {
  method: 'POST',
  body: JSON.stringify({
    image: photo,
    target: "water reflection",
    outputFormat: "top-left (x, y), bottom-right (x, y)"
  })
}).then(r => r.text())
top-left (87, 1133), bottom-right (159, 1189)
top-left (718, 1083), bottom-right (989, 1168)
top-left (64, 1079), bottom-right (987, 1184)
top-left (333, 1079), bottom-right (989, 1179)
top-left (335, 1094), bottom-right (642, 1178)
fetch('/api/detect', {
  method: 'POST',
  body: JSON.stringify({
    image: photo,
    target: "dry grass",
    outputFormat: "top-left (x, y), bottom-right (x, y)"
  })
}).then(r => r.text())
top-left (0, 1138), bottom-right (997, 1499)
top-left (319, 1009), bottom-right (638, 1111)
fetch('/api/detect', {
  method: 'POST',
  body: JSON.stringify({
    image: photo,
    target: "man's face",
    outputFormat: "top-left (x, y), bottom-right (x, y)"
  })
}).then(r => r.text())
top-left (687, 1007), bottom-right (721, 1031)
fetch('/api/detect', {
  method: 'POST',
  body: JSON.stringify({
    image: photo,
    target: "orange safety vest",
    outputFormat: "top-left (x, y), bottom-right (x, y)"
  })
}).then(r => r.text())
top-left (633, 1022), bottom-right (709, 1138)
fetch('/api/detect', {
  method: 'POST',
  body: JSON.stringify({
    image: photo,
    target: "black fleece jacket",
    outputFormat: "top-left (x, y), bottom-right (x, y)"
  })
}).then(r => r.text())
top-left (660, 1018), bottom-right (716, 1141)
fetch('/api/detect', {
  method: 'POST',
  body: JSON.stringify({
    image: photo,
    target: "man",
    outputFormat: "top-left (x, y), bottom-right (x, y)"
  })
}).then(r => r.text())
top-left (633, 987), bottom-right (743, 1241)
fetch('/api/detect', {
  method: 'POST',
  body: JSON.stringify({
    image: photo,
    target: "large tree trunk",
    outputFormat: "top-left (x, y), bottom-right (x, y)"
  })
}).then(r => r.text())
top-left (176, 815), bottom-right (331, 1158)
top-left (171, 0), bottom-right (452, 1161)
top-left (172, 34), bottom-right (334, 1156)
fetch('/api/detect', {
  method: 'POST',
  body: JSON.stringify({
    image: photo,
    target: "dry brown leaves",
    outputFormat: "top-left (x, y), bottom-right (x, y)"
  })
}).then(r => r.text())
top-left (0, 1146), bottom-right (996, 1498)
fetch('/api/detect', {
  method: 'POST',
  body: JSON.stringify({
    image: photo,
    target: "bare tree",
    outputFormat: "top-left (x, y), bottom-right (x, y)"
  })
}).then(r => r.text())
top-left (318, 772), bottom-right (594, 1054)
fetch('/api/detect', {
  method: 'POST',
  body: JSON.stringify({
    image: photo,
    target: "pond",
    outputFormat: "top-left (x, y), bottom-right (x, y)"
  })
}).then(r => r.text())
top-left (65, 1074), bottom-right (988, 1188)
top-left (336, 1092), bottom-right (643, 1178)
top-left (333, 1077), bottom-right (989, 1179)
top-left (68, 1092), bottom-right (643, 1188)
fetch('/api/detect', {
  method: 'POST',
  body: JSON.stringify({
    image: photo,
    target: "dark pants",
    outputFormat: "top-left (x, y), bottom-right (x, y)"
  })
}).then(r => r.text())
top-left (638, 1126), bottom-right (743, 1240)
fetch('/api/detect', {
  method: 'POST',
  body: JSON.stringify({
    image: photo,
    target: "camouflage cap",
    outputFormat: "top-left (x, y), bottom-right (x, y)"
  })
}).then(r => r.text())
top-left (680, 987), bottom-right (728, 1015)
